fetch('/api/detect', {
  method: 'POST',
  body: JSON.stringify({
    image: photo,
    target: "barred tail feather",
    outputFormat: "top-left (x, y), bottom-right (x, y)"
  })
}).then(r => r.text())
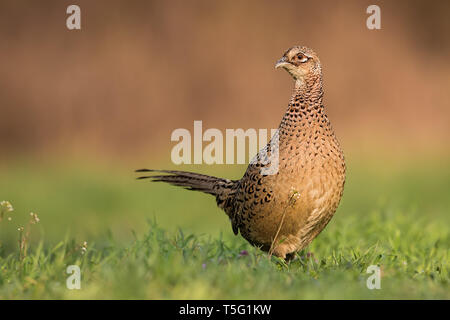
top-left (135, 169), bottom-right (234, 196)
top-left (136, 168), bottom-right (239, 235)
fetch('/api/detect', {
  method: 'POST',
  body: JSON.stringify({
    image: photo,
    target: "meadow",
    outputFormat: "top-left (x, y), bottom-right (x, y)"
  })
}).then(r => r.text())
top-left (0, 155), bottom-right (449, 299)
top-left (0, 0), bottom-right (449, 301)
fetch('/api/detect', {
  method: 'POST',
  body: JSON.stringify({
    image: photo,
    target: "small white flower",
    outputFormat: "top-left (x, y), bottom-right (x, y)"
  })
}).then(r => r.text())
top-left (1, 201), bottom-right (13, 212)
top-left (30, 212), bottom-right (40, 224)
top-left (80, 241), bottom-right (88, 254)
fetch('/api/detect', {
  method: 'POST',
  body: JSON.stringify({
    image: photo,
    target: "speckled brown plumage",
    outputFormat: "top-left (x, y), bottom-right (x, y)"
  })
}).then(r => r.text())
top-left (137, 46), bottom-right (346, 259)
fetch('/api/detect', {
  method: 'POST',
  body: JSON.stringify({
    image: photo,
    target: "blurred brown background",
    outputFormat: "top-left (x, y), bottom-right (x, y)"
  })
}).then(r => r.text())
top-left (1, 0), bottom-right (449, 163)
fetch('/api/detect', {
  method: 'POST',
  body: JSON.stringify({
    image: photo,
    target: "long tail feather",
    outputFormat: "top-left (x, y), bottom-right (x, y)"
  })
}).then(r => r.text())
top-left (136, 168), bottom-right (239, 234)
top-left (135, 169), bottom-right (233, 196)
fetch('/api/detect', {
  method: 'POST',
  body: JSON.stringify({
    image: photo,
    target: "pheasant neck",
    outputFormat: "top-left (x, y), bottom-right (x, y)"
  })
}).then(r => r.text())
top-left (276, 74), bottom-right (330, 144)
top-left (292, 74), bottom-right (323, 105)
top-left (286, 75), bottom-right (325, 116)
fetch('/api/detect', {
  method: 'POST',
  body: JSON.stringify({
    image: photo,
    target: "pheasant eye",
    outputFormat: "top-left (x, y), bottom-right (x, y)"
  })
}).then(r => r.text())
top-left (297, 54), bottom-right (308, 62)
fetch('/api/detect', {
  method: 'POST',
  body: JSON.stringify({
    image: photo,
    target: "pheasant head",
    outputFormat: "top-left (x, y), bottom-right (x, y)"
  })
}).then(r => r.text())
top-left (275, 46), bottom-right (322, 89)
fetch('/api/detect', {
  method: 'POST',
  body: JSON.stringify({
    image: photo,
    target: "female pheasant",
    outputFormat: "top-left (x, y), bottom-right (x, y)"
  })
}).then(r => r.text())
top-left (137, 46), bottom-right (346, 259)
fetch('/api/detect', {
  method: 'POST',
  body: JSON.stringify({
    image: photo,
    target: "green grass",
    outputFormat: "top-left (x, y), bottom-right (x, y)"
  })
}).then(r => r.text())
top-left (0, 156), bottom-right (449, 299)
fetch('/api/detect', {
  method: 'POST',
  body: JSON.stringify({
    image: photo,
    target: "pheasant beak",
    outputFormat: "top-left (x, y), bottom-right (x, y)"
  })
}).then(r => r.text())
top-left (275, 56), bottom-right (290, 69)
